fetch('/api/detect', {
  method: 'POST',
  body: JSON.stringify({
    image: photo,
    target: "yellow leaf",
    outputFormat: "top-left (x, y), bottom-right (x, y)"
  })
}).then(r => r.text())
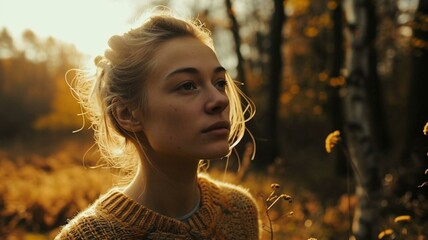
top-left (325, 130), bottom-right (341, 153)
top-left (394, 215), bottom-right (411, 223)
top-left (378, 229), bottom-right (393, 239)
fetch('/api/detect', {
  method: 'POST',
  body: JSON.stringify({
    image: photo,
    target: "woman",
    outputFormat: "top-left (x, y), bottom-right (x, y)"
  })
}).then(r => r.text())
top-left (56, 9), bottom-right (259, 240)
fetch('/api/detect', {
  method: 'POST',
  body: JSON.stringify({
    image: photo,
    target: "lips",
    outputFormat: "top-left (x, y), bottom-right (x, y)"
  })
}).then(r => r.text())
top-left (202, 121), bottom-right (230, 133)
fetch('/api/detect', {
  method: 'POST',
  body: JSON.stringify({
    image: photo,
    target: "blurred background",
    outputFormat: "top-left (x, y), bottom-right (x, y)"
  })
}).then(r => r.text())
top-left (0, 0), bottom-right (427, 239)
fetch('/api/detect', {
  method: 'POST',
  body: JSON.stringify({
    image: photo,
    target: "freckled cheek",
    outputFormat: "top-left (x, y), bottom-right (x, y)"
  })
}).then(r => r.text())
top-left (161, 107), bottom-right (191, 136)
top-left (166, 135), bottom-right (182, 151)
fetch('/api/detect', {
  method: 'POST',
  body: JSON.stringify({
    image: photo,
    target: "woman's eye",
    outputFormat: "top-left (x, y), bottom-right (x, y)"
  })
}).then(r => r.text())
top-left (216, 79), bottom-right (227, 90)
top-left (178, 82), bottom-right (197, 91)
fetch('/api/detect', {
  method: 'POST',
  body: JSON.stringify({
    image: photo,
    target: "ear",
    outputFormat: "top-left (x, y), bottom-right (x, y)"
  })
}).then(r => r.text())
top-left (112, 98), bottom-right (144, 133)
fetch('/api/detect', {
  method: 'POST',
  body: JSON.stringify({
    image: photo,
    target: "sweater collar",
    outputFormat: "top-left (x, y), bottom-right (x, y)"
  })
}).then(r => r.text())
top-left (96, 175), bottom-right (229, 237)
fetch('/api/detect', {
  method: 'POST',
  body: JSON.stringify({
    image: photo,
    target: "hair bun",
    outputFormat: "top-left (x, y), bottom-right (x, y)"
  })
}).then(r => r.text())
top-left (108, 35), bottom-right (129, 52)
top-left (94, 55), bottom-right (103, 66)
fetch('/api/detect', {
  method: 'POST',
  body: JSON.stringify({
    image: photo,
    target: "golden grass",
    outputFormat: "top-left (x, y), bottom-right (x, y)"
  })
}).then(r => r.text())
top-left (1, 133), bottom-right (427, 239)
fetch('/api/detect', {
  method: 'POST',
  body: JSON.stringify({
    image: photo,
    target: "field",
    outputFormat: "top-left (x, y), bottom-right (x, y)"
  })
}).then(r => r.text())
top-left (1, 124), bottom-right (427, 240)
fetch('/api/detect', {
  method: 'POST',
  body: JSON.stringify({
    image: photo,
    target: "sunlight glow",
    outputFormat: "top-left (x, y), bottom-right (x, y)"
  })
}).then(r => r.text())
top-left (0, 0), bottom-right (134, 57)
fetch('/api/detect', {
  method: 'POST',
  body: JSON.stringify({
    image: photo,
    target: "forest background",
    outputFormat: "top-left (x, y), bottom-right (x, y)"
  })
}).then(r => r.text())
top-left (0, 0), bottom-right (427, 239)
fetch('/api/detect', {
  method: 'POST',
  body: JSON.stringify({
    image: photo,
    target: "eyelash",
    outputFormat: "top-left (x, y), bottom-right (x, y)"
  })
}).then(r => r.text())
top-left (176, 79), bottom-right (227, 91)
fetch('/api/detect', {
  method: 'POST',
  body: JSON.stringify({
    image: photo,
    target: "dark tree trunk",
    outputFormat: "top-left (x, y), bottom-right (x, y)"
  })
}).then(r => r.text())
top-left (254, 0), bottom-right (285, 168)
top-left (364, 1), bottom-right (390, 152)
top-left (328, 0), bottom-right (347, 176)
top-left (342, 0), bottom-right (382, 239)
top-left (223, 0), bottom-right (258, 173)
top-left (224, 0), bottom-right (248, 91)
top-left (399, 0), bottom-right (428, 193)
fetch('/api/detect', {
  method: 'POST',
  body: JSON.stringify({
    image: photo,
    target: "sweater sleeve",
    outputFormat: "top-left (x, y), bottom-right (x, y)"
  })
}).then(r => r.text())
top-left (229, 185), bottom-right (261, 240)
top-left (54, 210), bottom-right (129, 240)
top-left (213, 180), bottom-right (261, 240)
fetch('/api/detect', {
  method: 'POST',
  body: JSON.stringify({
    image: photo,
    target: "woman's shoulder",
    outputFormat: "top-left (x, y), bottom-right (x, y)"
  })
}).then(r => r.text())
top-left (198, 174), bottom-right (261, 239)
top-left (199, 174), bottom-right (259, 213)
top-left (54, 189), bottom-right (138, 240)
top-left (54, 205), bottom-right (108, 239)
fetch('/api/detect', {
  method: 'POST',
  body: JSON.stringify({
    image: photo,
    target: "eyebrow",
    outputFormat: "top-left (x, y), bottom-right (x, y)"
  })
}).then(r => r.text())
top-left (165, 66), bottom-right (226, 78)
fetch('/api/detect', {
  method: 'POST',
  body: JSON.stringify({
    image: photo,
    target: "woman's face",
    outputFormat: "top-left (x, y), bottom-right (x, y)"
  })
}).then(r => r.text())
top-left (140, 37), bottom-right (230, 161)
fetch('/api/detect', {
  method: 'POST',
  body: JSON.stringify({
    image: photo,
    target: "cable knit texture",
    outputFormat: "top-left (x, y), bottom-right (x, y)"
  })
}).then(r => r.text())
top-left (55, 175), bottom-right (260, 239)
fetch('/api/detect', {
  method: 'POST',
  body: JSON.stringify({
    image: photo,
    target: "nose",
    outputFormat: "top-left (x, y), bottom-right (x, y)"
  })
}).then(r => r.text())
top-left (205, 87), bottom-right (229, 114)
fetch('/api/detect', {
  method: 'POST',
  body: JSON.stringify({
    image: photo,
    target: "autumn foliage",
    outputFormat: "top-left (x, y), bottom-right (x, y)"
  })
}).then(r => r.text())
top-left (0, 28), bottom-right (83, 135)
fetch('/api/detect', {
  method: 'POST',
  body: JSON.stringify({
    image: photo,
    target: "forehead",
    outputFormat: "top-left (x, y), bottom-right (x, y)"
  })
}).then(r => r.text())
top-left (150, 37), bottom-right (221, 79)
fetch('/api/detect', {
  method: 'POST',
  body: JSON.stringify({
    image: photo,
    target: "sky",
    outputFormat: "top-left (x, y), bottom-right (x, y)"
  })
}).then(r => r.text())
top-left (0, 0), bottom-right (235, 72)
top-left (0, 0), bottom-right (137, 57)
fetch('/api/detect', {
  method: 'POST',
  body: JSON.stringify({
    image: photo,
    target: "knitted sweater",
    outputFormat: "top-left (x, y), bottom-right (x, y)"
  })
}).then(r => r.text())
top-left (55, 175), bottom-right (260, 239)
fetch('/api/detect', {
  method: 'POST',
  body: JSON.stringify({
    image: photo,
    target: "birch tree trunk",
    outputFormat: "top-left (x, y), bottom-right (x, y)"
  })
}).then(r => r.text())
top-left (342, 0), bottom-right (381, 239)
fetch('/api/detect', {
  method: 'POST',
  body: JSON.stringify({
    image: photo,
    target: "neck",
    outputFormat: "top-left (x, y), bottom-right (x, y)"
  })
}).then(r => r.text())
top-left (123, 153), bottom-right (201, 219)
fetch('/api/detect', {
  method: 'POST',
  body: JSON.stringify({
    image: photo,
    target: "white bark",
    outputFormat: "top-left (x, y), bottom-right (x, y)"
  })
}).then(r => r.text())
top-left (342, 0), bottom-right (381, 239)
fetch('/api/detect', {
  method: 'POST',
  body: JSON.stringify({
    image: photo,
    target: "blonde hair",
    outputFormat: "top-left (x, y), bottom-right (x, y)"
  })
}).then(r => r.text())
top-left (68, 10), bottom-right (255, 184)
